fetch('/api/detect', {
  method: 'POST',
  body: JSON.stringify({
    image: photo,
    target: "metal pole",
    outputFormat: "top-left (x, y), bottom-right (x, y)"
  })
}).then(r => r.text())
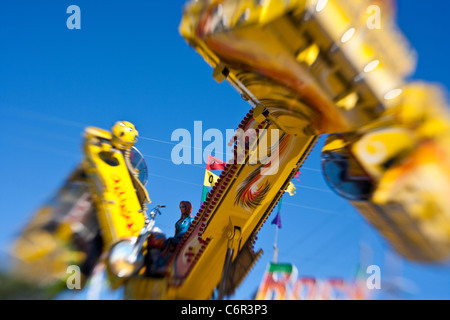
top-left (273, 226), bottom-right (279, 263)
top-left (217, 248), bottom-right (234, 300)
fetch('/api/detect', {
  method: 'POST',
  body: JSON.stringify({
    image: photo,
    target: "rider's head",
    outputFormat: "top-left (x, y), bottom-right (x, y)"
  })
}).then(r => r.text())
top-left (111, 121), bottom-right (138, 150)
top-left (179, 201), bottom-right (192, 218)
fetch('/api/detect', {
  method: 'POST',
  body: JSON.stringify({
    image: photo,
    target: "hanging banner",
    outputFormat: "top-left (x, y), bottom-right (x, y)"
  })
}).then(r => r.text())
top-left (255, 263), bottom-right (298, 300)
top-left (255, 263), bottom-right (370, 300)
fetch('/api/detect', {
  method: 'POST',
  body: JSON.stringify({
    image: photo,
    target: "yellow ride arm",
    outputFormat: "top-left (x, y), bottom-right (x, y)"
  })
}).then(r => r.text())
top-left (82, 126), bottom-right (148, 250)
top-left (126, 0), bottom-right (448, 299)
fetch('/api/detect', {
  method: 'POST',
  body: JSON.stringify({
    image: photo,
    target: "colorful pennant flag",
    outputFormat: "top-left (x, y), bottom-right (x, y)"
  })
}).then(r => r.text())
top-left (201, 155), bottom-right (224, 206)
top-left (201, 185), bottom-right (209, 203)
top-left (285, 182), bottom-right (296, 196)
top-left (203, 169), bottom-right (219, 187)
top-left (206, 154), bottom-right (226, 171)
top-left (271, 197), bottom-right (283, 228)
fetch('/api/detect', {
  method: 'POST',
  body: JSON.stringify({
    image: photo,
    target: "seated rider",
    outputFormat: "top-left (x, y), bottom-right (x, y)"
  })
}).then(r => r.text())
top-left (168, 201), bottom-right (194, 250)
top-left (145, 201), bottom-right (194, 276)
top-left (175, 201), bottom-right (194, 238)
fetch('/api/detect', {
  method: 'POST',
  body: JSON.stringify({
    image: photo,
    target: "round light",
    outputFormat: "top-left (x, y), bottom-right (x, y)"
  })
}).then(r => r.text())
top-left (384, 88), bottom-right (402, 100)
top-left (341, 28), bottom-right (356, 43)
top-left (364, 60), bottom-right (380, 73)
top-left (315, 0), bottom-right (328, 12)
top-left (244, 8), bottom-right (250, 20)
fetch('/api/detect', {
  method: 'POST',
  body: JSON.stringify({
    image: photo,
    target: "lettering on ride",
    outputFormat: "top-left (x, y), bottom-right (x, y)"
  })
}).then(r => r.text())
top-left (181, 229), bottom-right (206, 263)
top-left (256, 264), bottom-right (374, 300)
top-left (111, 174), bottom-right (140, 236)
top-left (174, 219), bottom-right (211, 278)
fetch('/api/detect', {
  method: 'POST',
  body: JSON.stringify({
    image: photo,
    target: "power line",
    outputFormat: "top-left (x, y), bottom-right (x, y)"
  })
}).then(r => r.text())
top-left (1, 107), bottom-right (88, 129)
top-left (140, 136), bottom-right (180, 147)
top-left (148, 173), bottom-right (203, 187)
top-left (270, 202), bottom-right (360, 262)
top-left (280, 217), bottom-right (360, 266)
top-left (141, 136), bottom-right (323, 173)
top-left (142, 154), bottom-right (205, 169)
top-left (140, 135), bottom-right (229, 157)
top-left (293, 185), bottom-right (332, 193)
top-left (282, 201), bottom-right (355, 217)
top-left (4, 107), bottom-right (348, 219)
top-left (3, 107), bottom-right (325, 173)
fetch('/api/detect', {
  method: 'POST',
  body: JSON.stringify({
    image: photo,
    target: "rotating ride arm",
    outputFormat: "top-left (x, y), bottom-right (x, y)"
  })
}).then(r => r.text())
top-left (321, 84), bottom-right (450, 262)
top-left (128, 0), bottom-right (418, 299)
top-left (8, 122), bottom-right (152, 294)
top-left (124, 0), bottom-right (450, 299)
top-left (82, 122), bottom-right (150, 251)
top-left (177, 0), bottom-right (450, 266)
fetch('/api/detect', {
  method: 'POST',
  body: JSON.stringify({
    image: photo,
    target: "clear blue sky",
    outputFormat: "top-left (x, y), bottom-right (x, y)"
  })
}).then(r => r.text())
top-left (1, 1), bottom-right (449, 300)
